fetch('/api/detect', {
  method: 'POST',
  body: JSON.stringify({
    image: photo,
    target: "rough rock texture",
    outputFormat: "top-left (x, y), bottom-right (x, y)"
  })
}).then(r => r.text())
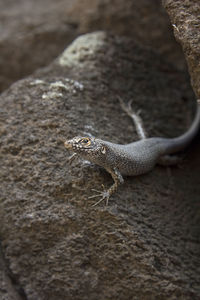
top-left (0, 0), bottom-right (185, 92)
top-left (0, 32), bottom-right (200, 300)
top-left (163, 0), bottom-right (200, 97)
top-left (68, 0), bottom-right (184, 67)
top-left (0, 245), bottom-right (24, 300)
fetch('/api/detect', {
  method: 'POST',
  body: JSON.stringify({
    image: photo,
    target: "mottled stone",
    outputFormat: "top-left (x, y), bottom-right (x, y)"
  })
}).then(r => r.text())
top-left (0, 32), bottom-right (199, 299)
top-left (163, 0), bottom-right (200, 97)
top-left (0, 0), bottom-right (184, 92)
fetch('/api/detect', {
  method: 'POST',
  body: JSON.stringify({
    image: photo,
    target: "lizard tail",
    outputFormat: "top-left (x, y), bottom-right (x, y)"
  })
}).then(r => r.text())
top-left (163, 100), bottom-right (200, 154)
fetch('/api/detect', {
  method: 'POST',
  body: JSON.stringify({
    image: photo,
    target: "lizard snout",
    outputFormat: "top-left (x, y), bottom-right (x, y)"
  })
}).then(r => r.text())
top-left (64, 140), bottom-right (73, 150)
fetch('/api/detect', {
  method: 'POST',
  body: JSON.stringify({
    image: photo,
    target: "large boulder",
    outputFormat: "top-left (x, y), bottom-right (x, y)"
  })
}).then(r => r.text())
top-left (163, 0), bottom-right (200, 97)
top-left (0, 0), bottom-right (184, 92)
top-left (0, 32), bottom-right (199, 299)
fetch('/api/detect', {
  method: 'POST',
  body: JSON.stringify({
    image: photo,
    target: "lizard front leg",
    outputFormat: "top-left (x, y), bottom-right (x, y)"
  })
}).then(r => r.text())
top-left (89, 167), bottom-right (124, 206)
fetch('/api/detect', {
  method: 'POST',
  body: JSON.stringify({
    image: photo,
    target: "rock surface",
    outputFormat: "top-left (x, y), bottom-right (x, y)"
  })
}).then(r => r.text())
top-left (0, 32), bottom-right (200, 300)
top-left (163, 0), bottom-right (200, 97)
top-left (0, 0), bottom-right (78, 92)
top-left (0, 0), bottom-right (185, 93)
top-left (0, 245), bottom-right (24, 300)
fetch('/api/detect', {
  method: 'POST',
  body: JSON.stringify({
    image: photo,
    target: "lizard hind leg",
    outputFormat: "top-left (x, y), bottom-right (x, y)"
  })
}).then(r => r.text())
top-left (118, 96), bottom-right (147, 140)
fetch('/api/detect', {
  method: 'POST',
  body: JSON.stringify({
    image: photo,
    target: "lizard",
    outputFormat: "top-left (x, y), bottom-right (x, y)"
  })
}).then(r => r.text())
top-left (64, 97), bottom-right (200, 206)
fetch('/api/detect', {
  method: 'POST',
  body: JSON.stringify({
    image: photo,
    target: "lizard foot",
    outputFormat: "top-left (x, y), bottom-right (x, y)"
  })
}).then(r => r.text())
top-left (88, 189), bottom-right (110, 206)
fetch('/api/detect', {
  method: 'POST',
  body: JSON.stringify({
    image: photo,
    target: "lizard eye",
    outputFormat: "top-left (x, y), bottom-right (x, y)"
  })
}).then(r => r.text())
top-left (80, 137), bottom-right (91, 146)
top-left (101, 146), bottom-right (106, 154)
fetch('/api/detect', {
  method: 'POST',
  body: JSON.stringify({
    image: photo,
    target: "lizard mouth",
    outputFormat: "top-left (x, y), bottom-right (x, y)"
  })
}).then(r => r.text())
top-left (64, 137), bottom-right (97, 153)
top-left (64, 140), bottom-right (93, 151)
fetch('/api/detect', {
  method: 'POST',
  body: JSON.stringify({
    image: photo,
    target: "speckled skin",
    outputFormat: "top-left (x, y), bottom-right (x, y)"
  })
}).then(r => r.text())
top-left (93, 138), bottom-right (169, 176)
top-left (64, 102), bottom-right (200, 205)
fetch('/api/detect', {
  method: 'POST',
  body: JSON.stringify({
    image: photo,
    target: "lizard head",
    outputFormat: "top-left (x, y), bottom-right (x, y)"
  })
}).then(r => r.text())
top-left (64, 136), bottom-right (107, 163)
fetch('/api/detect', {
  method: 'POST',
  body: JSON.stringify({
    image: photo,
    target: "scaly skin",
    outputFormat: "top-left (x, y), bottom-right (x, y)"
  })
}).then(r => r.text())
top-left (64, 99), bottom-right (200, 206)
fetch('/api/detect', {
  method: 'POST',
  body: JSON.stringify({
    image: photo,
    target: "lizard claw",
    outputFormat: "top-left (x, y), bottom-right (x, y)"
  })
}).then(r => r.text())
top-left (88, 189), bottom-right (110, 206)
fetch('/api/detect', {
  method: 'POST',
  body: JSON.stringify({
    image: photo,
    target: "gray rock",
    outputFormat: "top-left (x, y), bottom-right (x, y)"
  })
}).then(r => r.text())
top-left (0, 0), bottom-right (78, 92)
top-left (0, 32), bottom-right (199, 299)
top-left (0, 0), bottom-right (185, 93)
top-left (0, 245), bottom-right (24, 300)
top-left (163, 0), bottom-right (200, 97)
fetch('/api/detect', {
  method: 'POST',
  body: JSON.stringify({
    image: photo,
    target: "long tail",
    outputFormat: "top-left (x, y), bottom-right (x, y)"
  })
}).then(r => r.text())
top-left (163, 100), bottom-right (200, 154)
